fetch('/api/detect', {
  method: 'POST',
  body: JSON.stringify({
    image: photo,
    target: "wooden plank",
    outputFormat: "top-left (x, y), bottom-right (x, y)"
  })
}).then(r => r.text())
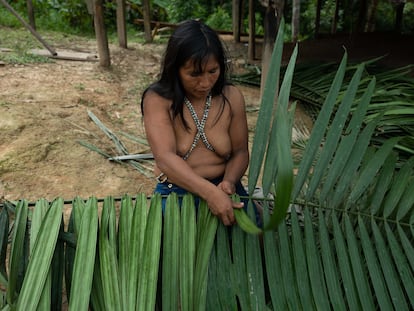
top-left (29, 49), bottom-right (98, 61)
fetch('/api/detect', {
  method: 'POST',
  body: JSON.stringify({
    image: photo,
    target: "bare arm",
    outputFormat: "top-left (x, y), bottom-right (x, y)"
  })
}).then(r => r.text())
top-left (218, 86), bottom-right (249, 195)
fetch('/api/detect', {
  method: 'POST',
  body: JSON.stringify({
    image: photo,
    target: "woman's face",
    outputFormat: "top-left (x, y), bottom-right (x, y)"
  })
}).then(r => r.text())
top-left (179, 55), bottom-right (220, 101)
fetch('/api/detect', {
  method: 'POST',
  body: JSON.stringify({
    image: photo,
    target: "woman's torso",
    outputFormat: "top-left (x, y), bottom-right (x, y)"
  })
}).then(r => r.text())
top-left (154, 86), bottom-right (236, 180)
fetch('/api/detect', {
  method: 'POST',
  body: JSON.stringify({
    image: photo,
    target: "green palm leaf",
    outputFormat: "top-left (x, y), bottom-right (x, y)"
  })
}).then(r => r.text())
top-left (16, 198), bottom-right (63, 310)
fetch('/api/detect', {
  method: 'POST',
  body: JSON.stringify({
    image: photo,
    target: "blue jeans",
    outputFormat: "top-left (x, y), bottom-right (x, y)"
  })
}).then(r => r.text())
top-left (154, 176), bottom-right (261, 225)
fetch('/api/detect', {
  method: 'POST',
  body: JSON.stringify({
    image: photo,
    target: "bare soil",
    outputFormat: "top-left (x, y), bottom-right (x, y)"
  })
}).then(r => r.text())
top-left (1, 31), bottom-right (411, 203)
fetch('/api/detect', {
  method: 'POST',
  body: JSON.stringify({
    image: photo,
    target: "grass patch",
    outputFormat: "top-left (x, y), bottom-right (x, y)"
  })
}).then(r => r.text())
top-left (0, 52), bottom-right (52, 64)
top-left (0, 26), bottom-right (52, 64)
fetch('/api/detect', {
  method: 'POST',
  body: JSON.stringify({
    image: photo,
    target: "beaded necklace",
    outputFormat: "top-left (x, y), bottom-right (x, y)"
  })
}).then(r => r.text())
top-left (182, 93), bottom-right (215, 160)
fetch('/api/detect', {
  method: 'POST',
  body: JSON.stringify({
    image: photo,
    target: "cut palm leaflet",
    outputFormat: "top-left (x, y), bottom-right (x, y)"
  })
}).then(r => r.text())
top-left (1, 19), bottom-right (414, 310)
top-left (77, 109), bottom-right (154, 178)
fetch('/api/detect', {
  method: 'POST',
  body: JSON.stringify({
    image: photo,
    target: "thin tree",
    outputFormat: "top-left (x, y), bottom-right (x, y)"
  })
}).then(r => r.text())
top-left (94, 0), bottom-right (111, 67)
top-left (291, 0), bottom-right (300, 43)
top-left (314, 0), bottom-right (322, 38)
top-left (259, 0), bottom-right (284, 99)
top-left (394, 0), bottom-right (405, 33)
top-left (232, 0), bottom-right (242, 42)
top-left (365, 0), bottom-right (379, 32)
top-left (331, 0), bottom-right (340, 34)
top-left (142, 0), bottom-right (152, 42)
top-left (117, 0), bottom-right (127, 48)
top-left (248, 0), bottom-right (256, 61)
top-left (26, 0), bottom-right (35, 30)
top-left (356, 0), bottom-right (368, 33)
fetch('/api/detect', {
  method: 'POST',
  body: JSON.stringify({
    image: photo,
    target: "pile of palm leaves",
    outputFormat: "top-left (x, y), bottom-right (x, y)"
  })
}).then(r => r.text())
top-left (291, 60), bottom-right (414, 161)
top-left (1, 20), bottom-right (413, 310)
top-left (233, 56), bottom-right (414, 161)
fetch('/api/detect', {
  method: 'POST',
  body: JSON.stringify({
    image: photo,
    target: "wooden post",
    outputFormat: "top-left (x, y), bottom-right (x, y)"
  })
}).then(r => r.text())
top-left (142, 0), bottom-right (152, 43)
top-left (331, 0), bottom-right (340, 34)
top-left (292, 0), bottom-right (300, 43)
top-left (315, 0), bottom-right (322, 38)
top-left (365, 0), bottom-right (379, 32)
top-left (247, 0), bottom-right (255, 61)
top-left (356, 0), bottom-right (368, 33)
top-left (259, 0), bottom-right (284, 100)
top-left (117, 0), bottom-right (127, 48)
top-left (93, 0), bottom-right (111, 67)
top-left (232, 0), bottom-right (241, 42)
top-left (260, 4), bottom-right (278, 99)
top-left (395, 2), bottom-right (405, 33)
top-left (26, 0), bottom-right (36, 30)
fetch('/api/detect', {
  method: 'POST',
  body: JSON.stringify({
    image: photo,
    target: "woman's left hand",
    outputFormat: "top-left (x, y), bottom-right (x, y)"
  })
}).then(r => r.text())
top-left (217, 180), bottom-right (236, 195)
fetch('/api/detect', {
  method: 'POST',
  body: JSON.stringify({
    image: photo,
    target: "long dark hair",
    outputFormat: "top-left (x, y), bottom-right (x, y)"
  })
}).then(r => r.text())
top-left (141, 19), bottom-right (230, 124)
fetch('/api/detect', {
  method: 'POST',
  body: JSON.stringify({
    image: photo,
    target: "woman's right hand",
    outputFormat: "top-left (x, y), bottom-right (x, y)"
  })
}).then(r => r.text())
top-left (206, 188), bottom-right (244, 226)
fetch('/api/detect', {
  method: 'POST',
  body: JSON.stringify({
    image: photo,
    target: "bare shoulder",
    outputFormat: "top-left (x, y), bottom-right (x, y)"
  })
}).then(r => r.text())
top-left (223, 84), bottom-right (244, 99)
top-left (222, 84), bottom-right (246, 111)
top-left (142, 90), bottom-right (171, 113)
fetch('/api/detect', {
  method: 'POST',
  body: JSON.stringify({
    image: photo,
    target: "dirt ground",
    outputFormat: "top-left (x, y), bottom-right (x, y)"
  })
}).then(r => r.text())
top-left (1, 30), bottom-right (412, 204)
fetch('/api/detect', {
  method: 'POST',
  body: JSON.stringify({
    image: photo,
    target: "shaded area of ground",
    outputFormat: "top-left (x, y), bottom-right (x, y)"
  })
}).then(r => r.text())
top-left (286, 32), bottom-right (414, 69)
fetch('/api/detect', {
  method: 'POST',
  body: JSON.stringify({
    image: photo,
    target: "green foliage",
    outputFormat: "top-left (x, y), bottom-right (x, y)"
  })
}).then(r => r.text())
top-left (0, 6), bottom-right (21, 27)
top-left (166, 0), bottom-right (206, 23)
top-left (376, 1), bottom-right (397, 32)
top-left (404, 3), bottom-right (414, 33)
top-left (2, 0), bottom-right (414, 44)
top-left (240, 11), bottom-right (265, 36)
top-left (45, 0), bottom-right (92, 33)
top-left (0, 0), bottom-right (93, 35)
top-left (299, 0), bottom-right (344, 37)
top-left (205, 6), bottom-right (232, 31)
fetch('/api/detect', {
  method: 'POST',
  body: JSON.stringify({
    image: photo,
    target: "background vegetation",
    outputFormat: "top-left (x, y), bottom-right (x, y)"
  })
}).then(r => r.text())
top-left (1, 0), bottom-right (414, 40)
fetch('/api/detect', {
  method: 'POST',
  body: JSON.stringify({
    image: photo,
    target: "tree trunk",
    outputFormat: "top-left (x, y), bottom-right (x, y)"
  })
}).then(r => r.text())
top-left (291, 0), bottom-right (300, 43)
top-left (94, 0), bottom-right (111, 67)
top-left (331, 0), bottom-right (340, 34)
top-left (356, 0), bottom-right (368, 33)
top-left (26, 0), bottom-right (36, 30)
top-left (395, 2), bottom-right (405, 33)
top-left (260, 1), bottom-right (283, 99)
top-left (248, 0), bottom-right (255, 61)
top-left (116, 0), bottom-right (127, 48)
top-left (365, 0), bottom-right (379, 32)
top-left (314, 0), bottom-right (322, 38)
top-left (232, 0), bottom-right (242, 42)
top-left (142, 0), bottom-right (152, 43)
top-left (84, 0), bottom-right (94, 14)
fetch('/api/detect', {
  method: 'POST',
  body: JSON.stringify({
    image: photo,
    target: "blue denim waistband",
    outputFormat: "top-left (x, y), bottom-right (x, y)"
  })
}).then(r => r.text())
top-left (154, 176), bottom-right (261, 226)
top-left (154, 176), bottom-right (247, 197)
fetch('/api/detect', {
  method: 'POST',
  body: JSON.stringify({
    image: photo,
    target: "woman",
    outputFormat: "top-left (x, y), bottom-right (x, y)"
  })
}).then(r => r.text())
top-left (141, 20), bottom-right (249, 226)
